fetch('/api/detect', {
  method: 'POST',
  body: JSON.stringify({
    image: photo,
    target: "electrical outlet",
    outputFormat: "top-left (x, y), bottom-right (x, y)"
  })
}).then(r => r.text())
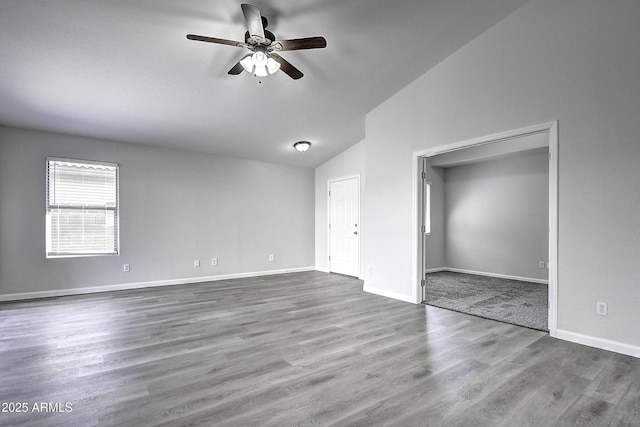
top-left (367, 266), bottom-right (373, 276)
top-left (269, 254), bottom-right (275, 262)
top-left (194, 260), bottom-right (200, 267)
top-left (596, 302), bottom-right (607, 316)
top-left (211, 257), bottom-right (218, 266)
top-left (123, 264), bottom-right (130, 272)
top-left (539, 261), bottom-right (546, 269)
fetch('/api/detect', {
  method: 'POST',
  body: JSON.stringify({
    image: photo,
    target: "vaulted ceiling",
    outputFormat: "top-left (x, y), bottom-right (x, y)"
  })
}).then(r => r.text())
top-left (0, 0), bottom-right (529, 167)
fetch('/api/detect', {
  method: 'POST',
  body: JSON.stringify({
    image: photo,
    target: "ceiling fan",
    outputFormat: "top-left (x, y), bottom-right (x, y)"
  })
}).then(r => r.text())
top-left (186, 3), bottom-right (327, 80)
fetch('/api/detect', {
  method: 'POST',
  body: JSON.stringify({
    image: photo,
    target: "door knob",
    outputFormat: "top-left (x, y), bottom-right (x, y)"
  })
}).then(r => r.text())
top-left (353, 231), bottom-right (358, 235)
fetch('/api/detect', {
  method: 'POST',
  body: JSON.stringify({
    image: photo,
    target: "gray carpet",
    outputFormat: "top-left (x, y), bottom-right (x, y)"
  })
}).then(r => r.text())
top-left (424, 271), bottom-right (548, 331)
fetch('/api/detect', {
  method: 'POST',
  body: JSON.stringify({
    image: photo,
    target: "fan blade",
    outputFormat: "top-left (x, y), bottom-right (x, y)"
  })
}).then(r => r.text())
top-left (228, 54), bottom-right (252, 75)
top-left (228, 62), bottom-right (244, 75)
top-left (272, 36), bottom-right (327, 51)
top-left (186, 34), bottom-right (247, 49)
top-left (241, 3), bottom-right (265, 40)
top-left (270, 53), bottom-right (303, 80)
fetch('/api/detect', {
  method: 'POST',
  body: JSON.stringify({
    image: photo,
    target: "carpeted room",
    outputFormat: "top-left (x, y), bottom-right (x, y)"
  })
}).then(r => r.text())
top-left (422, 133), bottom-right (550, 331)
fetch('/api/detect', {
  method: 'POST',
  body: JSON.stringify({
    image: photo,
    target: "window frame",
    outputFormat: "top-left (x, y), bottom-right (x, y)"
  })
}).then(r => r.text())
top-left (45, 157), bottom-right (120, 258)
top-left (424, 181), bottom-right (431, 235)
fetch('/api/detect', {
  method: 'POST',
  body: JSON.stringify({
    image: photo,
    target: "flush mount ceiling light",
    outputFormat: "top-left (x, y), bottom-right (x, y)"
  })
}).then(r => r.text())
top-left (294, 141), bottom-right (311, 152)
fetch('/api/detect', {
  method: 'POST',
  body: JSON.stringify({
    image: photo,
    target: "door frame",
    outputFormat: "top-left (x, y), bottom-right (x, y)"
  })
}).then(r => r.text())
top-left (412, 121), bottom-right (558, 336)
top-left (328, 175), bottom-right (361, 278)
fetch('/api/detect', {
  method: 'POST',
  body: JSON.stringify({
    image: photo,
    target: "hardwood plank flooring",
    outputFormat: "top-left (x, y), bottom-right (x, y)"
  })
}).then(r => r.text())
top-left (1, 271), bottom-right (639, 426)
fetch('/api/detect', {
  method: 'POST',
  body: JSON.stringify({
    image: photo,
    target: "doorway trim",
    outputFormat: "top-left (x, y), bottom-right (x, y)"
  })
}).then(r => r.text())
top-left (328, 175), bottom-right (362, 278)
top-left (412, 121), bottom-right (558, 336)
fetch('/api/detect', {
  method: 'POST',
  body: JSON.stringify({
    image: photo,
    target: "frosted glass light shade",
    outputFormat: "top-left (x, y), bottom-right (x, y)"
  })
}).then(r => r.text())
top-left (254, 65), bottom-right (268, 77)
top-left (240, 52), bottom-right (280, 77)
top-left (253, 51), bottom-right (267, 67)
top-left (294, 141), bottom-right (311, 152)
top-left (240, 55), bottom-right (254, 73)
top-left (266, 57), bottom-right (281, 74)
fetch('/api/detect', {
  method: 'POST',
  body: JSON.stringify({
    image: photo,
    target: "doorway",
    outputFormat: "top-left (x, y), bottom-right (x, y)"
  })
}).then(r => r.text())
top-left (329, 176), bottom-right (360, 277)
top-left (414, 122), bottom-right (558, 335)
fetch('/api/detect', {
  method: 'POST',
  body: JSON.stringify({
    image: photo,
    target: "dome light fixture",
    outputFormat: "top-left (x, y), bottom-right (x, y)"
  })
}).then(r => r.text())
top-left (294, 141), bottom-right (311, 152)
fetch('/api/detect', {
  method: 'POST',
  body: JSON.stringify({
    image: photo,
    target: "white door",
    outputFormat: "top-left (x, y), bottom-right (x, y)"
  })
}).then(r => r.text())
top-left (329, 177), bottom-right (360, 277)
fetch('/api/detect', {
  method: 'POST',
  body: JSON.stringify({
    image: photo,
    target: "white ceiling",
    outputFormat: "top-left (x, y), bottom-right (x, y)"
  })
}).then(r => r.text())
top-left (0, 0), bottom-right (529, 168)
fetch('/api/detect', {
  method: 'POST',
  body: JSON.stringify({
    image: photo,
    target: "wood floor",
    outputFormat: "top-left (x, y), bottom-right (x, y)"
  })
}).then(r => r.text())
top-left (1, 272), bottom-right (639, 426)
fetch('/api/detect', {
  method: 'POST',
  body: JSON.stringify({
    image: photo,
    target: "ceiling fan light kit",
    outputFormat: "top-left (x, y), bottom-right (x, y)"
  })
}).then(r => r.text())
top-left (294, 141), bottom-right (311, 152)
top-left (187, 3), bottom-right (326, 80)
top-left (240, 51), bottom-right (281, 77)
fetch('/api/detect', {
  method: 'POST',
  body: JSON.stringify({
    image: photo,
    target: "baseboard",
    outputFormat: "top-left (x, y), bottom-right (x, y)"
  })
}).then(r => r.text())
top-left (555, 329), bottom-right (640, 359)
top-left (314, 265), bottom-right (364, 280)
top-left (435, 267), bottom-right (548, 285)
top-left (363, 285), bottom-right (417, 304)
top-left (0, 267), bottom-right (317, 302)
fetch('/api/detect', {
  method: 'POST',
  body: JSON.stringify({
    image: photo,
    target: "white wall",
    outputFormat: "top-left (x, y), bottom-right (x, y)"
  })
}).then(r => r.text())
top-left (364, 0), bottom-right (640, 353)
top-left (443, 151), bottom-right (548, 280)
top-left (315, 140), bottom-right (365, 276)
top-left (0, 126), bottom-right (315, 298)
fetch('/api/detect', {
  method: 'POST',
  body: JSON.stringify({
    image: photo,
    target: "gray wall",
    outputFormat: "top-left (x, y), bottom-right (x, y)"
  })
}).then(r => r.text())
top-left (443, 151), bottom-right (548, 280)
top-left (364, 0), bottom-right (640, 349)
top-left (0, 126), bottom-right (315, 297)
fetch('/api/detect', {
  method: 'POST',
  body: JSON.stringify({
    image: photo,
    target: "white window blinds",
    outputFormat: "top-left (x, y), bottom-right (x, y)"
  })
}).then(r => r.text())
top-left (46, 158), bottom-right (119, 257)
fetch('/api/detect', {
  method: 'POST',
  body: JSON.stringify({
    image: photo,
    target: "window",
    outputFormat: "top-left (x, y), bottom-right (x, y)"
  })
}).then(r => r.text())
top-left (46, 158), bottom-right (119, 257)
top-left (424, 182), bottom-right (431, 235)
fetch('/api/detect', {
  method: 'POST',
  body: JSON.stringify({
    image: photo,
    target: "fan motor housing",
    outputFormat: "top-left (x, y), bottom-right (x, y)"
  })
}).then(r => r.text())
top-left (245, 30), bottom-right (276, 47)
